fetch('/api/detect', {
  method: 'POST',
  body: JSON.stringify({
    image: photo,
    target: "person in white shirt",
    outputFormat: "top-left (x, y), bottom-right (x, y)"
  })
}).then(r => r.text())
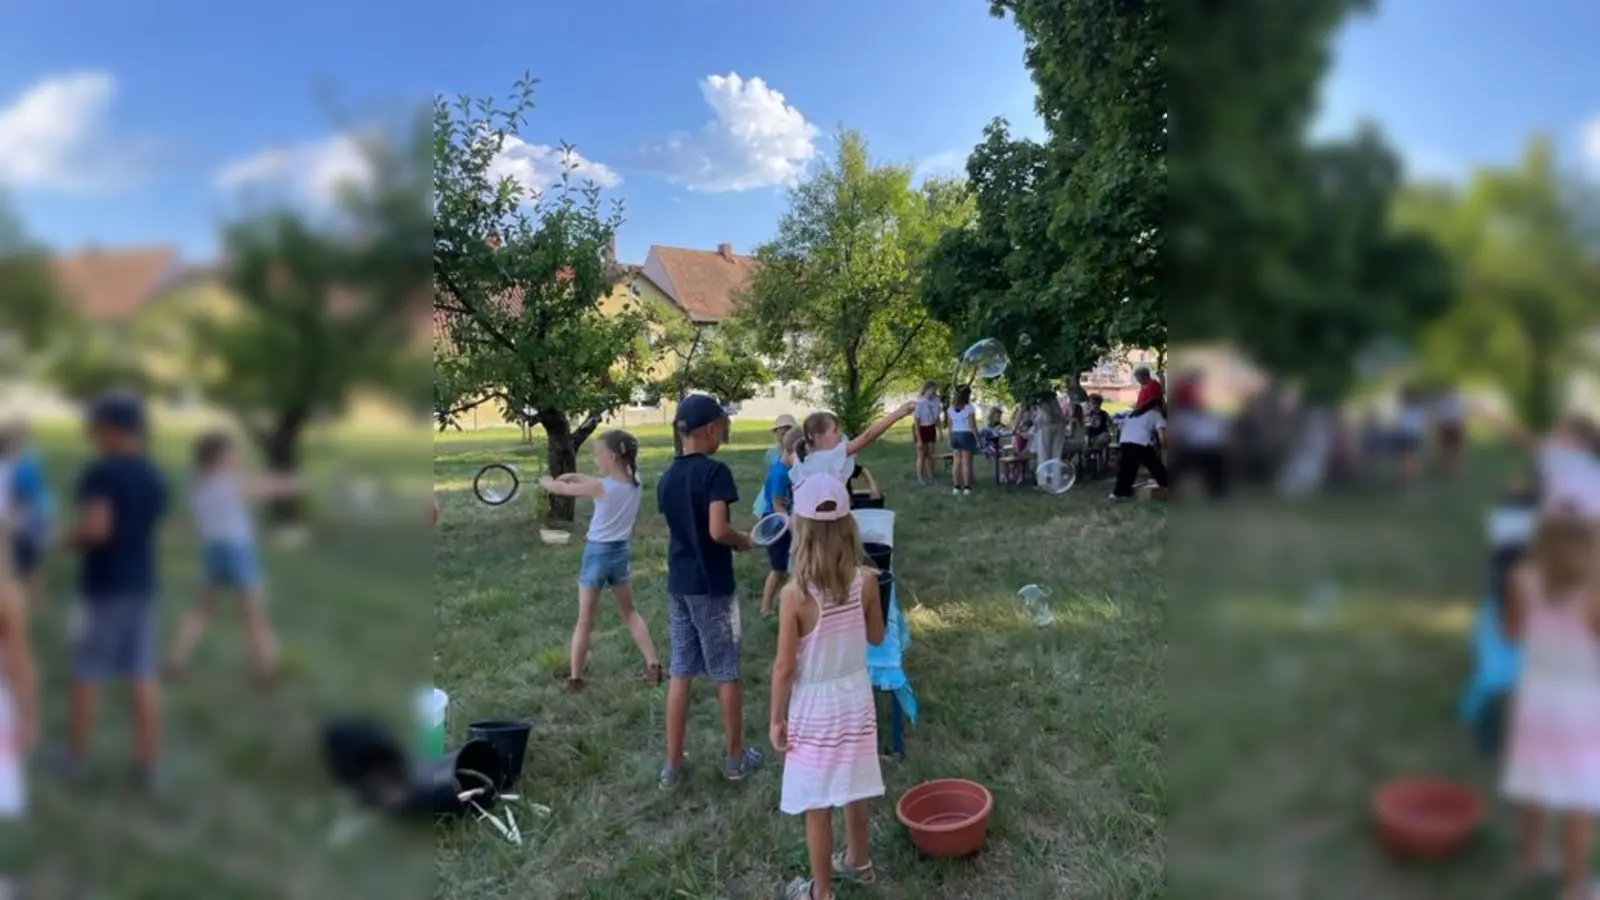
top-left (946, 386), bottom-right (981, 496)
top-left (1111, 406), bottom-right (1170, 501)
top-left (912, 380), bottom-right (944, 485)
top-left (537, 429), bottom-right (662, 690)
top-left (165, 432), bottom-right (299, 687)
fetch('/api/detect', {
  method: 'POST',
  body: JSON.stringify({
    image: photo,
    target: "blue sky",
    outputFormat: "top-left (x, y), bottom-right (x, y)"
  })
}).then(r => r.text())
top-left (1316, 0), bottom-right (1599, 180)
top-left (0, 0), bottom-right (1042, 263)
top-left (1, 0), bottom-right (1595, 264)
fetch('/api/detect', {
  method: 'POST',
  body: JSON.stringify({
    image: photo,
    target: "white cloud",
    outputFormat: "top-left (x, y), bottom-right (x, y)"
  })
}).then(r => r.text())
top-left (1582, 116), bottom-right (1600, 169)
top-left (217, 131), bottom-right (618, 205)
top-left (486, 136), bottom-right (620, 195)
top-left (0, 71), bottom-right (131, 191)
top-left (642, 73), bottom-right (819, 192)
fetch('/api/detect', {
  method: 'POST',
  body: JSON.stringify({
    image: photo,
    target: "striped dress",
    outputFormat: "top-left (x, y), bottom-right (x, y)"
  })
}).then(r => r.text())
top-left (780, 570), bottom-right (885, 815)
top-left (1502, 574), bottom-right (1600, 812)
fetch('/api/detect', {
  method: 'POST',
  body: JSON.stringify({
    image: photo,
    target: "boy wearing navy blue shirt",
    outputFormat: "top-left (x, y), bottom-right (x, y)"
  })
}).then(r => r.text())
top-left (65, 393), bottom-right (169, 787)
top-left (656, 394), bottom-right (762, 788)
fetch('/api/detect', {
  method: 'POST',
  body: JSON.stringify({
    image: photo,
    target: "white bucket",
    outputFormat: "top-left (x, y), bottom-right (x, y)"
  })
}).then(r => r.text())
top-left (853, 509), bottom-right (896, 547)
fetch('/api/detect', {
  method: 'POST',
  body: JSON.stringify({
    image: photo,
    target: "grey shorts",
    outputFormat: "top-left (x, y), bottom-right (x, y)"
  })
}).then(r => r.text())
top-left (72, 596), bottom-right (158, 682)
top-left (667, 593), bottom-right (741, 682)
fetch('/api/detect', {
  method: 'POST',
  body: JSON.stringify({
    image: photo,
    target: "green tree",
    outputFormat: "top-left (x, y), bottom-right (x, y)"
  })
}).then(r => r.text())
top-left (642, 299), bottom-right (774, 454)
top-left (0, 200), bottom-right (66, 375)
top-left (741, 130), bottom-right (963, 435)
top-left (925, 0), bottom-right (1164, 407)
top-left (194, 114), bottom-right (431, 521)
top-left (1400, 138), bottom-right (1600, 429)
top-left (1166, 0), bottom-right (1453, 403)
top-left (433, 78), bottom-right (648, 522)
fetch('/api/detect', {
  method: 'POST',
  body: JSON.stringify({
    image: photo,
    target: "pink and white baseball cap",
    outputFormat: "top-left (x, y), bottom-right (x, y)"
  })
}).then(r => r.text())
top-left (792, 474), bottom-right (852, 521)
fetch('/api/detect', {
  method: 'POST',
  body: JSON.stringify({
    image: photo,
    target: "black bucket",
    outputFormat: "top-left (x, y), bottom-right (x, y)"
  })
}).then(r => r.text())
top-left (466, 719), bottom-right (532, 789)
top-left (414, 738), bottom-right (505, 817)
top-left (320, 717), bottom-right (413, 813)
top-left (862, 542), bottom-right (894, 621)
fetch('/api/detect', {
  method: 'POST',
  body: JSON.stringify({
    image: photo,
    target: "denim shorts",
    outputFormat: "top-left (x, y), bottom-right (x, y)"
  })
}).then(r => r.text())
top-left (951, 431), bottom-right (979, 453)
top-left (202, 542), bottom-right (264, 591)
top-left (578, 540), bottom-right (631, 589)
top-left (10, 532), bottom-right (41, 576)
top-left (668, 593), bottom-right (741, 682)
top-left (72, 595), bottom-right (158, 682)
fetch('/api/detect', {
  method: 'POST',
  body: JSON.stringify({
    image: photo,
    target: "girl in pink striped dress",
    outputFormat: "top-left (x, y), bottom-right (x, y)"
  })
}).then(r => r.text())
top-left (1502, 511), bottom-right (1600, 899)
top-left (770, 474), bottom-right (887, 900)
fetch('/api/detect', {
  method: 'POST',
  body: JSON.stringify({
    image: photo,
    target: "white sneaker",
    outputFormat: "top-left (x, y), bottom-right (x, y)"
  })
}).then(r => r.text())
top-left (952, 487), bottom-right (961, 496)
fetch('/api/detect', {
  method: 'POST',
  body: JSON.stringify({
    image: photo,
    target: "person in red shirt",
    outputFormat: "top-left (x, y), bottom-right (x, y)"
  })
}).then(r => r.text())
top-left (1130, 366), bottom-right (1165, 417)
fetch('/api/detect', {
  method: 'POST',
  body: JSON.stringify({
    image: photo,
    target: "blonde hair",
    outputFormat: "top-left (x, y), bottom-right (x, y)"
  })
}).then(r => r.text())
top-left (790, 510), bottom-right (865, 610)
top-left (782, 427), bottom-right (807, 457)
top-left (1532, 512), bottom-right (1597, 595)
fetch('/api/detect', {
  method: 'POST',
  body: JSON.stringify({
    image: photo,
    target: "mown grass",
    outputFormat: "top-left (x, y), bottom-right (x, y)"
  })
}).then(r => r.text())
top-left (433, 422), bottom-right (1165, 899)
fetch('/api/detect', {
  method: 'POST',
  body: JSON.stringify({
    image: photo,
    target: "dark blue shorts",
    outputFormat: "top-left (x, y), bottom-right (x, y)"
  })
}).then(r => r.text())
top-left (765, 530), bottom-right (792, 574)
top-left (668, 593), bottom-right (741, 682)
top-left (202, 542), bottom-right (264, 591)
top-left (951, 432), bottom-right (978, 453)
top-left (72, 596), bottom-right (158, 682)
top-left (10, 533), bottom-right (40, 576)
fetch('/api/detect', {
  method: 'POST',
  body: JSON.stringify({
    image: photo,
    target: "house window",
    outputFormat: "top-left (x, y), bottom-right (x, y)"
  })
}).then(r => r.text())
top-left (1094, 361), bottom-right (1119, 381)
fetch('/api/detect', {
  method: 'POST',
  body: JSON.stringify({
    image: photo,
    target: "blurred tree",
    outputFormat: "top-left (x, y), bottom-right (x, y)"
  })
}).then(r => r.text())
top-left (1400, 138), bottom-right (1600, 430)
top-left (198, 111), bottom-right (431, 521)
top-left (924, 0), bottom-right (1164, 406)
top-left (0, 199), bottom-right (66, 373)
top-left (741, 131), bottom-right (963, 436)
top-left (1166, 0), bottom-right (1452, 403)
top-left (433, 78), bottom-right (648, 523)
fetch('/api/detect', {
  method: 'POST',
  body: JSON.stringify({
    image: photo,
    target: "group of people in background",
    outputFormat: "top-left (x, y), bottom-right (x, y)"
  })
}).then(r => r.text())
top-left (905, 364), bottom-right (1174, 501)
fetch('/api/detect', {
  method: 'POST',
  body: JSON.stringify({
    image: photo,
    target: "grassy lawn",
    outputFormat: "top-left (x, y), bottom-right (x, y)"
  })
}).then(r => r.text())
top-left (433, 422), bottom-right (1165, 899)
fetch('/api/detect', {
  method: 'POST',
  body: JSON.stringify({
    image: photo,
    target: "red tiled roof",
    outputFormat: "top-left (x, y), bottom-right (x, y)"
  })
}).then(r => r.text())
top-left (648, 245), bottom-right (757, 322)
top-left (52, 246), bottom-right (182, 322)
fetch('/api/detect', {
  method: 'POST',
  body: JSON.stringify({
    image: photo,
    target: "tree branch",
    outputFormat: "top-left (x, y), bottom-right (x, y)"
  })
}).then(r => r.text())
top-left (434, 261), bottom-right (519, 355)
top-left (865, 313), bottom-right (930, 396)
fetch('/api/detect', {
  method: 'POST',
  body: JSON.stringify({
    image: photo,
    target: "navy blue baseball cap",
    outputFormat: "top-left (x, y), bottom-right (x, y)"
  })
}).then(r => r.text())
top-left (87, 391), bottom-right (148, 435)
top-left (675, 393), bottom-right (727, 433)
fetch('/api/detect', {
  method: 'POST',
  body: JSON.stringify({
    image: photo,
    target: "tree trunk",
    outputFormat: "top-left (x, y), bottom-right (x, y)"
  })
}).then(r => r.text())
top-left (541, 414), bottom-right (579, 524)
top-left (1065, 374), bottom-right (1089, 404)
top-left (259, 422), bottom-right (305, 523)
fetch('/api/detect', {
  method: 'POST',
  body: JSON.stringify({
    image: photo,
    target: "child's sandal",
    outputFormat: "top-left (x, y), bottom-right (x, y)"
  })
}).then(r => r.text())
top-left (829, 849), bottom-right (876, 884)
top-left (779, 877), bottom-right (831, 900)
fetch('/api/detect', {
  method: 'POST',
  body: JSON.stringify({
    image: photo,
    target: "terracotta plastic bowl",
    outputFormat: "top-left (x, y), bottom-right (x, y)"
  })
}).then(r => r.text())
top-left (1372, 777), bottom-right (1486, 860)
top-left (896, 778), bottom-right (994, 858)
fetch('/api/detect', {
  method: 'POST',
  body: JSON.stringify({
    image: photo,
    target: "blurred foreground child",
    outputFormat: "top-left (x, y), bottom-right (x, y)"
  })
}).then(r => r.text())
top-left (1501, 510), bottom-right (1600, 898)
top-left (770, 475), bottom-right (886, 900)
top-left (65, 394), bottom-right (169, 787)
top-left (759, 430), bottom-right (804, 618)
top-left (0, 472), bottom-right (39, 821)
top-left (1460, 473), bottom-right (1538, 758)
top-left (165, 432), bottom-right (300, 686)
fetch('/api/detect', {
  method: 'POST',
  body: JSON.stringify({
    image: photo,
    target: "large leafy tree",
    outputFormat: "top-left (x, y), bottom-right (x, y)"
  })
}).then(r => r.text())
top-left (433, 78), bottom-right (648, 522)
top-left (741, 130), bottom-right (964, 435)
top-left (1166, 0), bottom-right (1452, 402)
top-left (195, 117), bottom-right (431, 520)
top-left (641, 300), bottom-right (774, 454)
top-left (1401, 138), bottom-right (1600, 429)
top-left (924, 0), bottom-right (1164, 406)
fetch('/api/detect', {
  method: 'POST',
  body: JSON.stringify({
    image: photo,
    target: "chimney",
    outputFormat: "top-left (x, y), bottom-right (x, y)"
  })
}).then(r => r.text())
top-left (604, 234), bottom-right (617, 267)
top-left (717, 242), bottom-right (734, 262)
